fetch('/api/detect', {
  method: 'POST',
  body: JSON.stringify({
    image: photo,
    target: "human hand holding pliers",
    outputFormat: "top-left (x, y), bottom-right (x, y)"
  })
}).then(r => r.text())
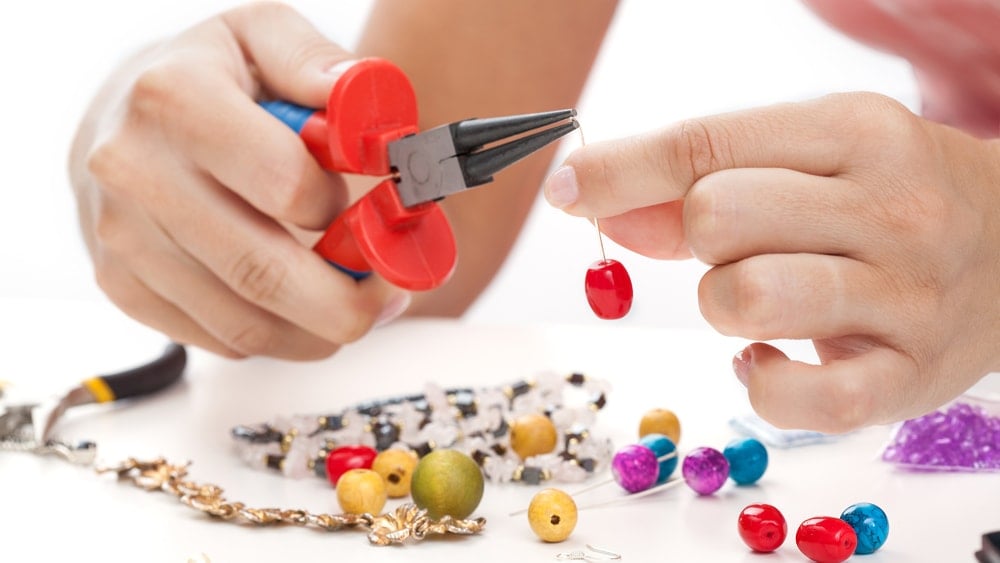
top-left (261, 58), bottom-right (579, 290)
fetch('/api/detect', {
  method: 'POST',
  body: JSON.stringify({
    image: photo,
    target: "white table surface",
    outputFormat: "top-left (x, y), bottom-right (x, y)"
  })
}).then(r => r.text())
top-left (1, 297), bottom-right (997, 562)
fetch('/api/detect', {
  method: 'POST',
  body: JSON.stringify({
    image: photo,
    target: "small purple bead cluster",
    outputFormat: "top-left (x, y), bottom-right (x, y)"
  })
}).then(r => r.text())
top-left (881, 402), bottom-right (1000, 471)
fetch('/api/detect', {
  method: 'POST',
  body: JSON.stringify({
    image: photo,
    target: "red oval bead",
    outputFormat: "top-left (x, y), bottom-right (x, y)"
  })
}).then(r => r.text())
top-left (325, 445), bottom-right (378, 487)
top-left (796, 516), bottom-right (858, 563)
top-left (584, 259), bottom-right (633, 320)
top-left (737, 503), bottom-right (787, 553)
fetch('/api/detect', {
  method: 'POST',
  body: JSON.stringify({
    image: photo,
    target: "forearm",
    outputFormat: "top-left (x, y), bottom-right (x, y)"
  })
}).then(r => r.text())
top-left (357, 0), bottom-right (618, 316)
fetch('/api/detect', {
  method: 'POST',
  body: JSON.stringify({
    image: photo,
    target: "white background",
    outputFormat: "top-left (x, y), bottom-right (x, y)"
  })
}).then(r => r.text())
top-left (0, 0), bottom-right (919, 330)
top-left (5, 5), bottom-right (1000, 562)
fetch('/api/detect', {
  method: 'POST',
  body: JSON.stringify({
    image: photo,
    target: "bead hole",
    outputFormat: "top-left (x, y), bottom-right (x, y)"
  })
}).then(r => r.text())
top-left (550, 515), bottom-right (561, 525)
top-left (388, 473), bottom-right (401, 484)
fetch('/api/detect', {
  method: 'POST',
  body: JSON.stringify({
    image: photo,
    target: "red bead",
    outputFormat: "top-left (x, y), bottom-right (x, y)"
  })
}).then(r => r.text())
top-left (737, 503), bottom-right (787, 553)
top-left (325, 445), bottom-right (378, 487)
top-left (584, 259), bottom-right (633, 319)
top-left (796, 516), bottom-right (858, 563)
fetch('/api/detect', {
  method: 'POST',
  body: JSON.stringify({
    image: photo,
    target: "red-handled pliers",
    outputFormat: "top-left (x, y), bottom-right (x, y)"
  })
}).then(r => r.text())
top-left (261, 58), bottom-right (578, 291)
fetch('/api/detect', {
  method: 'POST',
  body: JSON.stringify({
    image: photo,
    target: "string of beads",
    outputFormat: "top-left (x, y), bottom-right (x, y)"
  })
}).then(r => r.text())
top-left (231, 371), bottom-right (614, 486)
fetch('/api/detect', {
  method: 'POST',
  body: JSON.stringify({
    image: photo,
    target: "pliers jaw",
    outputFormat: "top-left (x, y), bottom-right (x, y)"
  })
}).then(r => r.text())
top-left (0, 399), bottom-right (97, 464)
top-left (389, 108), bottom-right (579, 208)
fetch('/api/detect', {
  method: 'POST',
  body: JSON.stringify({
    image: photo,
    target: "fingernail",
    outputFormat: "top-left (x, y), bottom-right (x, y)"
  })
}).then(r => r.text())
top-left (375, 291), bottom-right (411, 328)
top-left (544, 166), bottom-right (579, 209)
top-left (733, 346), bottom-right (752, 387)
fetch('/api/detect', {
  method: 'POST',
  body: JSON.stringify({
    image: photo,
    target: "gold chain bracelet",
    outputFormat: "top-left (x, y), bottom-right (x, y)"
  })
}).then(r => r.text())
top-left (97, 457), bottom-right (487, 546)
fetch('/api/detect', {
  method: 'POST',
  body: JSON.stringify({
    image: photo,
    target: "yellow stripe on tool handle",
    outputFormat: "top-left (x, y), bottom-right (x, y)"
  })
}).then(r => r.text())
top-left (82, 376), bottom-right (117, 403)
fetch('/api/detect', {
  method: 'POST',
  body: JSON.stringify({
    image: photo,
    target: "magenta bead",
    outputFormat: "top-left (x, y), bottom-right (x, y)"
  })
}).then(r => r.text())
top-left (682, 446), bottom-right (730, 495)
top-left (611, 444), bottom-right (659, 493)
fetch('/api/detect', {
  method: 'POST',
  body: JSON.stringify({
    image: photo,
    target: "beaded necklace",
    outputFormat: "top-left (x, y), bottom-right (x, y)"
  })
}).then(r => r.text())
top-left (231, 371), bottom-right (614, 486)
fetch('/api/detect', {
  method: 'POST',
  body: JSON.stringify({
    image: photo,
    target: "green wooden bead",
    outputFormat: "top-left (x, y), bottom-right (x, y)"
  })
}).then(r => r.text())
top-left (410, 449), bottom-right (484, 520)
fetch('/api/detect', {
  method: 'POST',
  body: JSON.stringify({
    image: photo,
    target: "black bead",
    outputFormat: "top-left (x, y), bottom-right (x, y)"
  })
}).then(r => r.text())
top-left (509, 380), bottom-right (532, 398)
top-left (319, 415), bottom-right (345, 432)
top-left (314, 455), bottom-right (329, 478)
top-left (231, 425), bottom-right (283, 444)
top-left (413, 442), bottom-right (433, 458)
top-left (452, 389), bottom-right (478, 418)
top-left (471, 450), bottom-right (490, 466)
top-left (519, 466), bottom-right (544, 485)
top-left (591, 393), bottom-right (607, 410)
top-left (265, 454), bottom-right (284, 471)
top-left (373, 419), bottom-right (401, 451)
top-left (491, 417), bottom-right (509, 438)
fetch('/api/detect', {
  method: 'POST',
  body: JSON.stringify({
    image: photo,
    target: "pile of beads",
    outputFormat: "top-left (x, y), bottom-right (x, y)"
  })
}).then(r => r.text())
top-left (881, 401), bottom-right (1000, 471)
top-left (603, 435), bottom-right (768, 500)
top-left (231, 372), bottom-right (614, 487)
top-left (518, 407), bottom-right (771, 543)
top-left (330, 446), bottom-right (485, 519)
top-left (737, 501), bottom-right (889, 562)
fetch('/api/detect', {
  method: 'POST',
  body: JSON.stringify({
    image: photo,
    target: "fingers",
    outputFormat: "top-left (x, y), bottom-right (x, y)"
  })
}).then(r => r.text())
top-left (732, 342), bottom-right (911, 433)
top-left (132, 3), bottom-right (357, 230)
top-left (684, 168), bottom-right (868, 265)
top-left (699, 254), bottom-right (893, 342)
top-left (591, 201), bottom-right (691, 260)
top-left (93, 257), bottom-right (243, 359)
top-left (152, 68), bottom-right (348, 230)
top-left (92, 194), bottom-right (347, 359)
top-left (152, 165), bottom-right (403, 347)
top-left (220, 2), bottom-right (355, 106)
top-left (545, 95), bottom-right (857, 218)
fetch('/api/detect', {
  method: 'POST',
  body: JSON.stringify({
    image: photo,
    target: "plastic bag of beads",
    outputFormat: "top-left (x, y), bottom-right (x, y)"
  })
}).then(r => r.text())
top-left (880, 396), bottom-right (1000, 472)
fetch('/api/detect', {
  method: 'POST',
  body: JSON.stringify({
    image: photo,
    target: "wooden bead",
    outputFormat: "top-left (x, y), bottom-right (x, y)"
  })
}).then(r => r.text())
top-left (410, 449), bottom-right (484, 520)
top-left (528, 488), bottom-right (578, 542)
top-left (336, 468), bottom-right (387, 515)
top-left (638, 408), bottom-right (681, 445)
top-left (371, 449), bottom-right (419, 498)
top-left (510, 413), bottom-right (558, 460)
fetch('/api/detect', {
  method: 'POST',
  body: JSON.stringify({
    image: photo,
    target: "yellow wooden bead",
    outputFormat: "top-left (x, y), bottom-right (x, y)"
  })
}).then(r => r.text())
top-left (371, 449), bottom-right (419, 498)
top-left (336, 468), bottom-right (387, 515)
top-left (638, 408), bottom-right (681, 445)
top-left (509, 413), bottom-right (558, 460)
top-left (527, 488), bottom-right (578, 542)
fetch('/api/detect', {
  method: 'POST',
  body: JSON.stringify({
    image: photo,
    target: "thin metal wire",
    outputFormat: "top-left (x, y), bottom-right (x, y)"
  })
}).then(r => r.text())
top-left (595, 218), bottom-right (608, 262)
top-left (508, 450), bottom-right (680, 517)
top-left (556, 544), bottom-right (622, 560)
top-left (574, 119), bottom-right (608, 263)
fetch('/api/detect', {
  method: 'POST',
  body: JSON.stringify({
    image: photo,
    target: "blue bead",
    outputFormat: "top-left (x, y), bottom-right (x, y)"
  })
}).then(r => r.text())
top-left (723, 437), bottom-right (768, 485)
top-left (840, 502), bottom-right (889, 554)
top-left (638, 433), bottom-right (678, 484)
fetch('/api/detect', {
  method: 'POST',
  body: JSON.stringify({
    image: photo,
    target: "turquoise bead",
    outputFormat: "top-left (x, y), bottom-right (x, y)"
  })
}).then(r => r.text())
top-left (639, 433), bottom-right (678, 484)
top-left (723, 437), bottom-right (768, 485)
top-left (840, 502), bottom-right (889, 554)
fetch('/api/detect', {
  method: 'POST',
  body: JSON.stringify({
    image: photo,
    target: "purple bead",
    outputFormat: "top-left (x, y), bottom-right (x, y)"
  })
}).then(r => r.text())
top-left (881, 402), bottom-right (1000, 471)
top-left (611, 444), bottom-right (659, 493)
top-left (682, 446), bottom-right (729, 495)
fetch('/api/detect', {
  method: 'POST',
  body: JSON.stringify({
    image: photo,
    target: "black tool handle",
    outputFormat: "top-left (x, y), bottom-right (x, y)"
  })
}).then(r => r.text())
top-left (92, 343), bottom-right (187, 402)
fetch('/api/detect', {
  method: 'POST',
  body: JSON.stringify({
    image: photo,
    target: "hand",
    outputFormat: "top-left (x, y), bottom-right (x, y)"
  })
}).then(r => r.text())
top-left (544, 92), bottom-right (1000, 432)
top-left (69, 3), bottom-right (408, 360)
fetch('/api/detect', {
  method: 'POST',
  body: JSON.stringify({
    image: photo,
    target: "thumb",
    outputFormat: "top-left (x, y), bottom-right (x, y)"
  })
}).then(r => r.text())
top-left (221, 3), bottom-right (356, 108)
top-left (733, 341), bottom-right (905, 434)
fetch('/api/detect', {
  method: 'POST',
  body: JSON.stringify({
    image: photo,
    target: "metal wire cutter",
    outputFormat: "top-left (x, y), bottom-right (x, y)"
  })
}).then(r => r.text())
top-left (0, 343), bottom-right (186, 464)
